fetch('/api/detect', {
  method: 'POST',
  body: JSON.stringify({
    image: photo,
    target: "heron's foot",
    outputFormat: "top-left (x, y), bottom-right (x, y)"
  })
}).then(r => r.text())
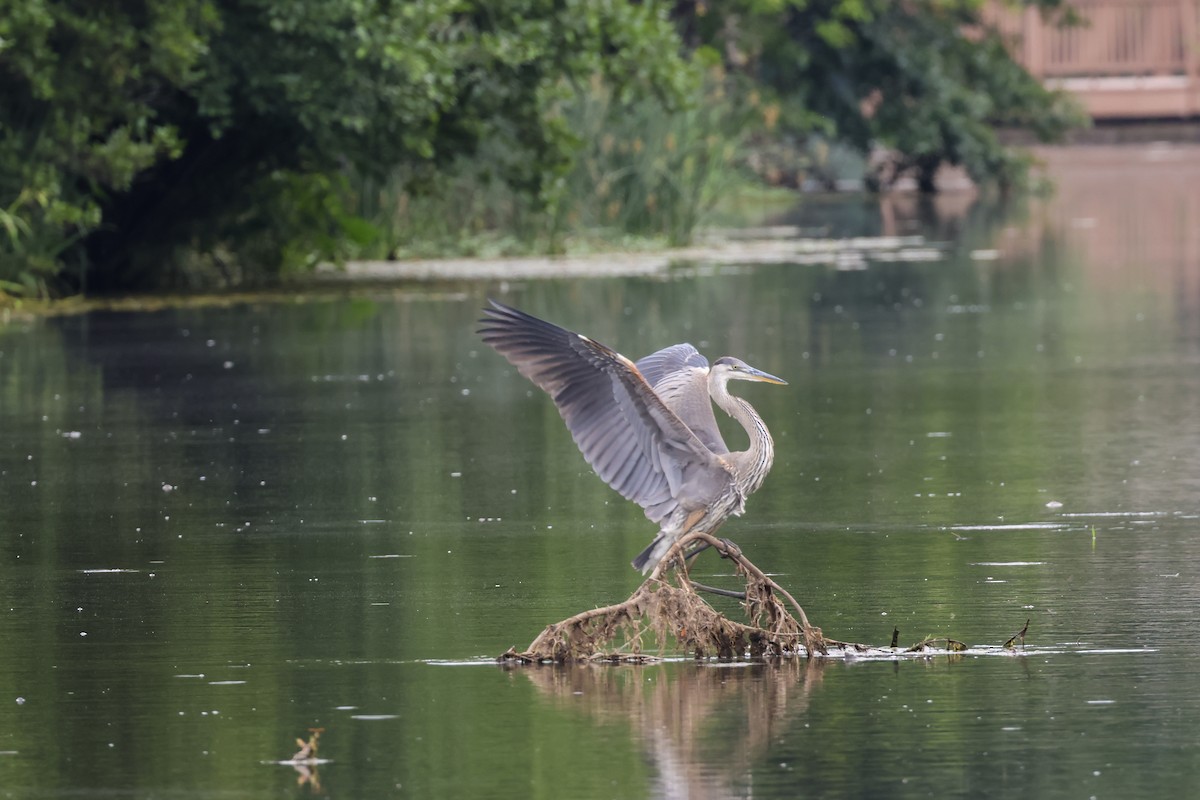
top-left (717, 537), bottom-right (742, 559)
top-left (684, 540), bottom-right (712, 561)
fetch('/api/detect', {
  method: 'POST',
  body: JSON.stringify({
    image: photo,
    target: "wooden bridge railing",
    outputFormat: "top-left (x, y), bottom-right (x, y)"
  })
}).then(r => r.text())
top-left (989, 0), bottom-right (1200, 118)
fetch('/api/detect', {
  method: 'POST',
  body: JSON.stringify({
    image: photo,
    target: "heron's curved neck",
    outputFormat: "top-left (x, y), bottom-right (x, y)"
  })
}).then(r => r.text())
top-left (709, 375), bottom-right (774, 490)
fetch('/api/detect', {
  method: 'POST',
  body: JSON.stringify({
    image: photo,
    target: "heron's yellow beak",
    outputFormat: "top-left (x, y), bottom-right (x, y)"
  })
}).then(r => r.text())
top-left (744, 366), bottom-right (788, 385)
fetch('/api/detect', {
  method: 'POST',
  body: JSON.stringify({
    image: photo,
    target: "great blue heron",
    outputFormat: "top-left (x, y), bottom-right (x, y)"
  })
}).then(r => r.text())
top-left (479, 300), bottom-right (787, 574)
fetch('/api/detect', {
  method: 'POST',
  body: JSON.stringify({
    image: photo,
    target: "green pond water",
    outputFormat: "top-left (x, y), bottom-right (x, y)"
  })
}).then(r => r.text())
top-left (2, 148), bottom-right (1199, 798)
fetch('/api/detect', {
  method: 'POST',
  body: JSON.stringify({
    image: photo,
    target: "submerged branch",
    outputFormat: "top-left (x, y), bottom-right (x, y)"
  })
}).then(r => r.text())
top-left (1003, 619), bottom-right (1031, 650)
top-left (904, 637), bottom-right (969, 653)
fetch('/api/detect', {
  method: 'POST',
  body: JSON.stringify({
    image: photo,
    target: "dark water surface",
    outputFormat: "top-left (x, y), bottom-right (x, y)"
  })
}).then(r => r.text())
top-left (2, 147), bottom-right (1199, 798)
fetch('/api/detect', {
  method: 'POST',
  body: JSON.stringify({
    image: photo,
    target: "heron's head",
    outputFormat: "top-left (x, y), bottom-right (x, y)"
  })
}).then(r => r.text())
top-left (712, 357), bottom-right (788, 386)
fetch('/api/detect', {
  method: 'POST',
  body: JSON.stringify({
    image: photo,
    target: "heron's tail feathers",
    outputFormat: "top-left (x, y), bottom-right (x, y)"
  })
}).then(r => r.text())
top-left (631, 534), bottom-right (673, 574)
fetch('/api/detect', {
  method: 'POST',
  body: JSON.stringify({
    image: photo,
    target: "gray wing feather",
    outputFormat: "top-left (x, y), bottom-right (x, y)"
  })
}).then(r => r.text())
top-left (651, 368), bottom-right (730, 455)
top-left (636, 344), bottom-right (709, 388)
top-left (636, 344), bottom-right (729, 455)
top-left (478, 301), bottom-right (729, 523)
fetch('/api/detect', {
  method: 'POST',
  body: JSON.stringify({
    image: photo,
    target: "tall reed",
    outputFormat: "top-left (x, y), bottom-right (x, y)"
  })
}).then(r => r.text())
top-left (347, 71), bottom-right (748, 259)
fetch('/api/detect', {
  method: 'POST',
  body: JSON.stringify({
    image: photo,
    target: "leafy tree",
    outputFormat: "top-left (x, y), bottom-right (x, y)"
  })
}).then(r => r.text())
top-left (1, 0), bottom-right (691, 294)
top-left (671, 0), bottom-right (1082, 192)
top-left (0, 0), bottom-right (210, 294)
top-left (1, 0), bottom-right (1082, 297)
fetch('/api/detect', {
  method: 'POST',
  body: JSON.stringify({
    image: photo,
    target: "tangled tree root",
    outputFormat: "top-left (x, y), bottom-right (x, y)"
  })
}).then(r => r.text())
top-left (499, 532), bottom-right (860, 663)
top-left (497, 531), bottom-right (1030, 664)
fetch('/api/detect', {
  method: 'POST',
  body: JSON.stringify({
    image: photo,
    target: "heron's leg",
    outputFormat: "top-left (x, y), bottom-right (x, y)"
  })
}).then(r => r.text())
top-left (690, 581), bottom-right (747, 600)
top-left (682, 537), bottom-right (746, 599)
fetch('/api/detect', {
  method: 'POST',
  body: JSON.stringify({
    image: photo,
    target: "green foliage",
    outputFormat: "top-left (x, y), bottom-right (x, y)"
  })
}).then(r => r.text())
top-left (348, 69), bottom-right (744, 258)
top-left (1, 0), bottom-right (1084, 296)
top-left (348, 146), bottom-right (549, 261)
top-left (1, 0), bottom-right (690, 295)
top-left (554, 71), bottom-right (745, 246)
top-left (673, 0), bottom-right (1084, 191)
top-left (0, 0), bottom-right (209, 293)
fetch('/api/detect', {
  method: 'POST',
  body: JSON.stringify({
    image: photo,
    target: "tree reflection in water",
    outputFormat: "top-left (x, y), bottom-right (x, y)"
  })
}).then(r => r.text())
top-left (519, 660), bottom-right (827, 799)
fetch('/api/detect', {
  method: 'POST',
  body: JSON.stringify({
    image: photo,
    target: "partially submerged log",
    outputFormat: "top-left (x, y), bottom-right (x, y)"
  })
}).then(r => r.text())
top-left (498, 531), bottom-right (1028, 663)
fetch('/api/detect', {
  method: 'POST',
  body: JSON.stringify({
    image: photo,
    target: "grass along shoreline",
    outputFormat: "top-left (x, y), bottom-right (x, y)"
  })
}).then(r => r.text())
top-left (1, 229), bottom-right (946, 322)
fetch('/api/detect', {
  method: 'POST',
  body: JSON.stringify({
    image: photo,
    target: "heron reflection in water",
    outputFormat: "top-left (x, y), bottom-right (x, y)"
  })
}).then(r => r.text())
top-left (479, 300), bottom-right (787, 574)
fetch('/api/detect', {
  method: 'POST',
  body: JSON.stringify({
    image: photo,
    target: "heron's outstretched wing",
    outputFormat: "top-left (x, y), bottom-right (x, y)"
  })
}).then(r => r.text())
top-left (637, 345), bottom-right (729, 455)
top-left (635, 344), bottom-right (709, 387)
top-left (478, 301), bottom-right (728, 524)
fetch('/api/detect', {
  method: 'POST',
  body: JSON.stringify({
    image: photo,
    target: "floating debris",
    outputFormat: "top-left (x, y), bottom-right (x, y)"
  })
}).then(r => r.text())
top-left (950, 523), bottom-right (1068, 532)
top-left (268, 727), bottom-right (331, 791)
top-left (497, 530), bottom-right (1037, 664)
top-left (350, 714), bottom-right (399, 721)
top-left (290, 728), bottom-right (323, 764)
top-left (1059, 511), bottom-right (1165, 518)
top-left (1003, 619), bottom-right (1030, 650)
